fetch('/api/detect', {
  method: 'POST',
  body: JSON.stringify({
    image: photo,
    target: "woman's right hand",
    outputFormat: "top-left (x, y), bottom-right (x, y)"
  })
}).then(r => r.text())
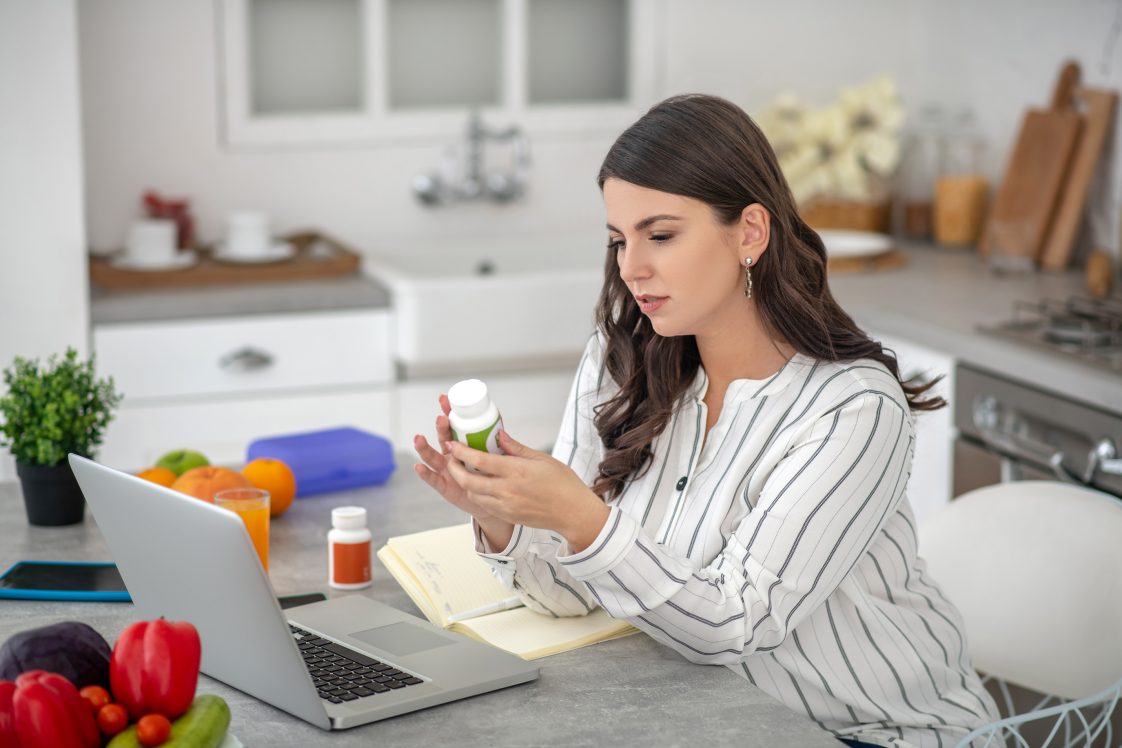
top-left (413, 395), bottom-right (513, 547)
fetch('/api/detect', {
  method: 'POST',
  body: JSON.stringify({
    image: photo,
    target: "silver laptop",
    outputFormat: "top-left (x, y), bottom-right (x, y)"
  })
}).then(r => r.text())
top-left (69, 455), bottom-right (539, 730)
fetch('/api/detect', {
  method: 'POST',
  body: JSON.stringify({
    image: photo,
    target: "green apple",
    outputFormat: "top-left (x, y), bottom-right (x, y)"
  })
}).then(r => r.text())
top-left (156, 449), bottom-right (210, 476)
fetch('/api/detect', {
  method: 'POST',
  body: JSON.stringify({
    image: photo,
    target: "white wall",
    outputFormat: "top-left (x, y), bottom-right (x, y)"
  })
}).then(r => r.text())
top-left (0, 0), bottom-right (89, 479)
top-left (77, 0), bottom-right (1120, 264)
top-left (662, 0), bottom-right (914, 106)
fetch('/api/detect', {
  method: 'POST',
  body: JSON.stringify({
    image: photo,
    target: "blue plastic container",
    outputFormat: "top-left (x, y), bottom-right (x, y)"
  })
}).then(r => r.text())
top-left (246, 427), bottom-right (395, 497)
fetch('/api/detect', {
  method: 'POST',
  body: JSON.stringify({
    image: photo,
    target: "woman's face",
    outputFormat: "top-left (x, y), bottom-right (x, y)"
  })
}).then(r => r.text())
top-left (603, 178), bottom-right (747, 339)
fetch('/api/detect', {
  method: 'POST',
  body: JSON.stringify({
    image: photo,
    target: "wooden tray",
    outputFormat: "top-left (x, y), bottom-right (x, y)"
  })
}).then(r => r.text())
top-left (827, 248), bottom-right (906, 273)
top-left (89, 231), bottom-right (361, 290)
top-left (801, 198), bottom-right (891, 233)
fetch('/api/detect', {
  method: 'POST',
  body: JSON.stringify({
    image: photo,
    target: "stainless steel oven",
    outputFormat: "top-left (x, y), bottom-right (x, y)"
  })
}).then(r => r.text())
top-left (953, 363), bottom-right (1122, 500)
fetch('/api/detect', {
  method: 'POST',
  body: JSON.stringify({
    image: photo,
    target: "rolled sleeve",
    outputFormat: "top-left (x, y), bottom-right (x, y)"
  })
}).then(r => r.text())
top-left (473, 521), bottom-right (533, 587)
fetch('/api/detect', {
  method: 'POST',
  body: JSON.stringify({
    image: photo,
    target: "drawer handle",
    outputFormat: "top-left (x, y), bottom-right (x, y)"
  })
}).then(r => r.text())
top-left (219, 346), bottom-right (274, 373)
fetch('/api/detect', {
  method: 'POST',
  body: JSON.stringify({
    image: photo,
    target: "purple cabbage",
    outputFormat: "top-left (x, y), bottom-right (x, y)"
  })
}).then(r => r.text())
top-left (0, 620), bottom-right (112, 688)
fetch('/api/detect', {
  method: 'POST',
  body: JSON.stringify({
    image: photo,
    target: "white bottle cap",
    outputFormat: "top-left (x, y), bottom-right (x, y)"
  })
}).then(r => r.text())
top-left (331, 506), bottom-right (367, 531)
top-left (448, 379), bottom-right (491, 419)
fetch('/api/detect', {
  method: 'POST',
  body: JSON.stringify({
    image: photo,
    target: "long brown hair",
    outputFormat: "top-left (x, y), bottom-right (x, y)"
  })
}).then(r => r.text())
top-left (591, 93), bottom-right (943, 501)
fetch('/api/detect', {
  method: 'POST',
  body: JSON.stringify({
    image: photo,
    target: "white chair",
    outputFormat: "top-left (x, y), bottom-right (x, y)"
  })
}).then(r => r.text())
top-left (918, 481), bottom-right (1122, 748)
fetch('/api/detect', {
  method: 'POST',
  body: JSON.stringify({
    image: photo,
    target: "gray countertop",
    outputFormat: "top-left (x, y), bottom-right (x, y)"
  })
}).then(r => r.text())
top-left (0, 463), bottom-right (839, 747)
top-left (90, 275), bottom-right (391, 325)
top-left (829, 244), bottom-right (1121, 415)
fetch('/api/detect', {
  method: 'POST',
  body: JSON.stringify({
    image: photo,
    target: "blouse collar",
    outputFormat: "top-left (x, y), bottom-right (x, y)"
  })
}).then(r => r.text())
top-left (689, 351), bottom-right (815, 404)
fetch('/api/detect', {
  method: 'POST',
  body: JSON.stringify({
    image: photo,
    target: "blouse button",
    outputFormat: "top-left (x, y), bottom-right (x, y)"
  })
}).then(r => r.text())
top-left (676, 477), bottom-right (687, 491)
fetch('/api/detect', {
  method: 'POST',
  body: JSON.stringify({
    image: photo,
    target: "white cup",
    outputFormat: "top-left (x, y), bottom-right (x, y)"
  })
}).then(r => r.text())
top-left (224, 211), bottom-right (271, 258)
top-left (124, 219), bottom-right (178, 267)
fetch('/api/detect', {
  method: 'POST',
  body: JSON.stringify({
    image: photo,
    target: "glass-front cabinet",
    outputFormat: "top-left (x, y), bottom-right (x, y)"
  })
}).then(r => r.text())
top-left (219, 0), bottom-right (664, 146)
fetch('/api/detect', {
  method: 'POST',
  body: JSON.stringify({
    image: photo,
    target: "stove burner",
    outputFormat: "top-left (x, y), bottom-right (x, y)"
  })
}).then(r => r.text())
top-left (981, 295), bottom-right (1122, 374)
top-left (1042, 315), bottom-right (1119, 348)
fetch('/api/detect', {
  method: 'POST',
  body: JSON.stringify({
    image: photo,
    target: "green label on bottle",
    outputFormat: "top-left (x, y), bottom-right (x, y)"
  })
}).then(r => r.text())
top-left (455, 416), bottom-right (503, 455)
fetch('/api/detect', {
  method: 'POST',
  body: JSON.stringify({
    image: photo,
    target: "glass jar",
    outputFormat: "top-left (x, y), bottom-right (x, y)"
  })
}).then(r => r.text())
top-left (900, 105), bottom-right (944, 239)
top-left (934, 109), bottom-right (989, 247)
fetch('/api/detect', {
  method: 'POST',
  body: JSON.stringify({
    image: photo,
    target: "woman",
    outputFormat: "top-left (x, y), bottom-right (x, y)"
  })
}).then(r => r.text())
top-left (414, 94), bottom-right (999, 748)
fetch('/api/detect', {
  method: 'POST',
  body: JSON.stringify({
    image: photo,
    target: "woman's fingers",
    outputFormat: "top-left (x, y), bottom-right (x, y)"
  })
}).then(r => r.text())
top-left (414, 460), bottom-right (452, 491)
top-left (435, 414), bottom-right (454, 450)
top-left (413, 434), bottom-right (446, 471)
top-left (445, 440), bottom-right (506, 475)
top-left (414, 462), bottom-right (437, 484)
top-left (497, 429), bottom-right (532, 457)
top-left (445, 452), bottom-right (499, 494)
top-left (439, 393), bottom-right (452, 416)
top-left (414, 463), bottom-right (454, 497)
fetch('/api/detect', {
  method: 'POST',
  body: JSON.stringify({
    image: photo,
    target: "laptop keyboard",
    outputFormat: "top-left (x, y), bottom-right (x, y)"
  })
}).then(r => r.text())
top-left (289, 624), bottom-right (424, 704)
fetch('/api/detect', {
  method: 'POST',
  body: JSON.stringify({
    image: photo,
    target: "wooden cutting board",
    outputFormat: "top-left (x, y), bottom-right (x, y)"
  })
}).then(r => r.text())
top-left (981, 62), bottom-right (1083, 259)
top-left (1038, 86), bottom-right (1119, 270)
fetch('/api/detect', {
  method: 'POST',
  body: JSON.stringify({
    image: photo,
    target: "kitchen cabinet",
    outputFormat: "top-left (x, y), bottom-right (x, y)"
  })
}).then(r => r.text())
top-left (94, 309), bottom-right (395, 471)
top-left (867, 329), bottom-right (955, 526)
top-left (217, 0), bottom-right (661, 146)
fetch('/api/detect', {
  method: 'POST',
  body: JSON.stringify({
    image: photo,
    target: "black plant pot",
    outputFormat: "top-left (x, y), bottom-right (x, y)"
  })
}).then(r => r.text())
top-left (15, 461), bottom-right (87, 526)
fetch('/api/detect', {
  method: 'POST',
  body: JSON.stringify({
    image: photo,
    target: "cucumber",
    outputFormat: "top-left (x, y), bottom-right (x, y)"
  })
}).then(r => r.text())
top-left (107, 695), bottom-right (230, 748)
top-left (166, 695), bottom-right (231, 748)
top-left (106, 725), bottom-right (143, 748)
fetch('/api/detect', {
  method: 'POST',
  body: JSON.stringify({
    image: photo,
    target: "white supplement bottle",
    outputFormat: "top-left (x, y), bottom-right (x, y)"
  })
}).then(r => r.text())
top-left (328, 506), bottom-right (372, 590)
top-left (447, 378), bottom-right (504, 455)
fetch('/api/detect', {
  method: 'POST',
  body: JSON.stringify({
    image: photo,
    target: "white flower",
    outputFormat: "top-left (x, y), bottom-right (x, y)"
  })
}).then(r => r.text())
top-left (758, 75), bottom-right (905, 204)
top-left (839, 75), bottom-right (905, 177)
top-left (758, 92), bottom-right (809, 160)
top-left (779, 104), bottom-right (852, 202)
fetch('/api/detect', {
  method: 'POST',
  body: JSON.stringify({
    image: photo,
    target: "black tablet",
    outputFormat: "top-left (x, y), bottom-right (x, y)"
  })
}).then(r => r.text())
top-left (0, 561), bottom-right (131, 602)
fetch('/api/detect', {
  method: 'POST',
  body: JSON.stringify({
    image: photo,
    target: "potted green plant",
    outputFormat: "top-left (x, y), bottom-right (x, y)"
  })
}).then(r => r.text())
top-left (0, 348), bottom-right (122, 526)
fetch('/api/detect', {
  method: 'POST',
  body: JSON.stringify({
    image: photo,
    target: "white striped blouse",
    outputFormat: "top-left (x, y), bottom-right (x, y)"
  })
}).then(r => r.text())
top-left (475, 335), bottom-right (999, 748)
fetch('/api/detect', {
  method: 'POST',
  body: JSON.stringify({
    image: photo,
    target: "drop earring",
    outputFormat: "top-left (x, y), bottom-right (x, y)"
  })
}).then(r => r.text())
top-left (743, 257), bottom-right (753, 299)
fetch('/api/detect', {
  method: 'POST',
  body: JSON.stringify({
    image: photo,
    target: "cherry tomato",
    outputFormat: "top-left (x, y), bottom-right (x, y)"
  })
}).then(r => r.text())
top-left (79, 684), bottom-right (111, 713)
top-left (136, 713), bottom-right (172, 747)
top-left (97, 702), bottom-right (129, 737)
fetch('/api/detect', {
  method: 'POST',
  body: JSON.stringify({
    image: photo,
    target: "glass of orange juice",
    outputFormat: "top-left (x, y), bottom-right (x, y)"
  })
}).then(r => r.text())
top-left (215, 487), bottom-right (270, 572)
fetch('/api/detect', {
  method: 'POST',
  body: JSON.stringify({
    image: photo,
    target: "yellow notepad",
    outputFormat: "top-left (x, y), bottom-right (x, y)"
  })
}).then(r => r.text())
top-left (375, 523), bottom-right (636, 660)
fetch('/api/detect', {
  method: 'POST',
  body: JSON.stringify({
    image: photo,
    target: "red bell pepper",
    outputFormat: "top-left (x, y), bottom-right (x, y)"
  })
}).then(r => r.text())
top-left (3, 670), bottom-right (99, 748)
top-left (110, 619), bottom-right (201, 721)
top-left (1, 679), bottom-right (17, 747)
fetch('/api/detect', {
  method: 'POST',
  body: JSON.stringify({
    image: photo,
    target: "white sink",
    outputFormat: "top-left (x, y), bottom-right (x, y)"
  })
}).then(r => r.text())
top-left (365, 235), bottom-right (605, 374)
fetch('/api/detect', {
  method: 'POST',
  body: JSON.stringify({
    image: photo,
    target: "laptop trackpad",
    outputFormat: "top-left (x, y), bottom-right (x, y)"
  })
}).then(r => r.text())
top-left (350, 622), bottom-right (456, 657)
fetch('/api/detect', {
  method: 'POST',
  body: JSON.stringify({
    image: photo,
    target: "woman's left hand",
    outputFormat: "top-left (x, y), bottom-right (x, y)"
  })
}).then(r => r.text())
top-left (444, 430), bottom-right (610, 552)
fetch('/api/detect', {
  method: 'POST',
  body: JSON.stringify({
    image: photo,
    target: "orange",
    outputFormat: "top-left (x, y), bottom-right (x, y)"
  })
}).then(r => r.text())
top-left (171, 466), bottom-right (252, 503)
top-left (242, 458), bottom-right (297, 517)
top-left (135, 466), bottom-right (177, 488)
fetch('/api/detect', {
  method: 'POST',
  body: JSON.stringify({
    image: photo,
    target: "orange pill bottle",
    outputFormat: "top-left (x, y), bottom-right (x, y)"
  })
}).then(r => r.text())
top-left (328, 506), bottom-right (372, 589)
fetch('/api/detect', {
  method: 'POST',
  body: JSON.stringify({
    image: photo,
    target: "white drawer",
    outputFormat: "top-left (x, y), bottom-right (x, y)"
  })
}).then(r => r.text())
top-left (97, 386), bottom-right (395, 472)
top-left (94, 310), bottom-right (393, 401)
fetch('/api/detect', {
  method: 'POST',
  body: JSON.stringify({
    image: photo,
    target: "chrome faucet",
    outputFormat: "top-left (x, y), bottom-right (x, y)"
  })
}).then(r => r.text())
top-left (412, 111), bottom-right (531, 206)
